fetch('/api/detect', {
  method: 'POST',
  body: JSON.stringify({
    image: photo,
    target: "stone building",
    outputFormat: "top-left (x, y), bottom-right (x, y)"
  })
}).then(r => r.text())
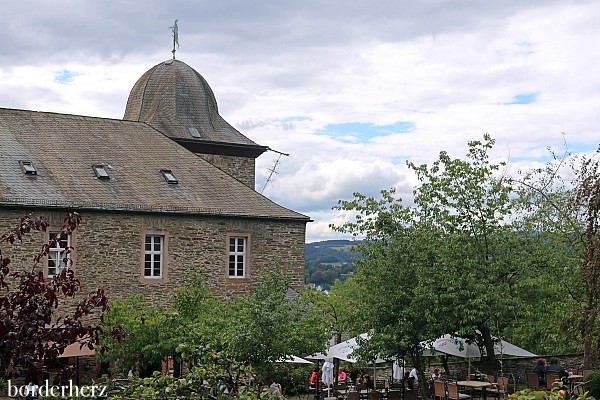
top-left (0, 58), bottom-right (309, 357)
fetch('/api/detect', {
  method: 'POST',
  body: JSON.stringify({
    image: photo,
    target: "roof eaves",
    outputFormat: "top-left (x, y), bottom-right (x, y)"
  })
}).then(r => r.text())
top-left (0, 198), bottom-right (311, 222)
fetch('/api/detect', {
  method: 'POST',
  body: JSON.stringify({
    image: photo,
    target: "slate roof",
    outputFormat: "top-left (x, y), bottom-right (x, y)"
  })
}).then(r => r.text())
top-left (0, 107), bottom-right (309, 221)
top-left (124, 59), bottom-right (257, 147)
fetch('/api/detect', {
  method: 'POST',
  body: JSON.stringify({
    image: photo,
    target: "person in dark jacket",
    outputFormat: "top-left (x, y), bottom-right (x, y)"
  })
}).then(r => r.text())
top-left (533, 358), bottom-right (547, 387)
top-left (546, 357), bottom-right (568, 379)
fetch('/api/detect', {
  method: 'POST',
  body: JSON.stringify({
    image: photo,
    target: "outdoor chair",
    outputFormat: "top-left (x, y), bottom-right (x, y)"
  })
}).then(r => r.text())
top-left (573, 381), bottom-right (585, 396)
top-left (389, 380), bottom-right (403, 389)
top-left (433, 379), bottom-right (446, 400)
top-left (347, 391), bottom-right (360, 400)
top-left (485, 380), bottom-right (501, 400)
top-left (446, 382), bottom-right (470, 400)
top-left (303, 379), bottom-right (316, 400)
top-left (525, 372), bottom-right (541, 390)
top-left (583, 370), bottom-right (593, 379)
top-left (368, 390), bottom-right (382, 400)
top-left (406, 383), bottom-right (419, 400)
top-left (491, 376), bottom-right (508, 399)
top-left (387, 390), bottom-right (402, 400)
top-left (545, 373), bottom-right (560, 391)
top-left (334, 383), bottom-right (349, 400)
top-left (375, 380), bottom-right (387, 390)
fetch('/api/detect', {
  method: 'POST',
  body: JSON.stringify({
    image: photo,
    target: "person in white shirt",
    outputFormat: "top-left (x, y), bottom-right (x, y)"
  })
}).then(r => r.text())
top-left (409, 367), bottom-right (418, 382)
top-left (265, 377), bottom-right (281, 397)
top-left (407, 367), bottom-right (418, 390)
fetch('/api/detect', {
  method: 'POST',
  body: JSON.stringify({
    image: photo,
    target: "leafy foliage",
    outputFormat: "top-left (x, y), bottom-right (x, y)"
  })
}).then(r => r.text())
top-left (97, 294), bottom-right (168, 373)
top-left (513, 145), bottom-right (600, 362)
top-left (330, 134), bottom-right (580, 372)
top-left (100, 267), bottom-right (328, 394)
top-left (583, 370), bottom-right (600, 399)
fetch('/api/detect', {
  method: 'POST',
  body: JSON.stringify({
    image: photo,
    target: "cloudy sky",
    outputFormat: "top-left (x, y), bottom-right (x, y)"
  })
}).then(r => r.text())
top-left (1, 1), bottom-right (599, 242)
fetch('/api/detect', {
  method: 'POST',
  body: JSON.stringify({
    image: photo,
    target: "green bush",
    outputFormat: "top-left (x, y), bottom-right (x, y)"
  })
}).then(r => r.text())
top-left (584, 370), bottom-right (600, 399)
top-left (509, 389), bottom-right (562, 400)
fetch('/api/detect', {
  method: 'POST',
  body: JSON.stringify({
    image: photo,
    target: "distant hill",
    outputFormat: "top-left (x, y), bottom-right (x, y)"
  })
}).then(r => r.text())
top-left (304, 240), bottom-right (360, 289)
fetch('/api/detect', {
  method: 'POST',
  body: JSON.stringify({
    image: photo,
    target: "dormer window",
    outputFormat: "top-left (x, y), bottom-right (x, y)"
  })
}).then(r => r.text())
top-left (160, 169), bottom-right (178, 184)
top-left (93, 165), bottom-right (110, 179)
top-left (20, 161), bottom-right (37, 175)
top-left (189, 127), bottom-right (201, 138)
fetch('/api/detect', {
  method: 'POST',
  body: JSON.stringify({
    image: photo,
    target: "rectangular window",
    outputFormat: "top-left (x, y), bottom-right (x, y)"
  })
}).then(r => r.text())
top-left (160, 169), bottom-right (178, 184)
top-left (93, 164), bottom-right (110, 179)
top-left (48, 231), bottom-right (71, 277)
top-left (144, 235), bottom-right (163, 278)
top-left (20, 160), bottom-right (37, 175)
top-left (228, 237), bottom-right (246, 278)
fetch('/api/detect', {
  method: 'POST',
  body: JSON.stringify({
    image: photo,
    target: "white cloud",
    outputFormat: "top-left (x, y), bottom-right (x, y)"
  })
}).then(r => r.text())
top-left (1, 0), bottom-right (599, 243)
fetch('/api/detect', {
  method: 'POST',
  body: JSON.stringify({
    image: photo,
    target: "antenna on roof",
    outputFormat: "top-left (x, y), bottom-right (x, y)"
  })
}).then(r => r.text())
top-left (260, 148), bottom-right (289, 194)
top-left (169, 19), bottom-right (179, 59)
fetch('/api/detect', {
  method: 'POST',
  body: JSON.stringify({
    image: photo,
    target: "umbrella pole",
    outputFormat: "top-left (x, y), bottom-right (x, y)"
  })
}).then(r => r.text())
top-left (468, 358), bottom-right (471, 379)
top-left (316, 361), bottom-right (321, 400)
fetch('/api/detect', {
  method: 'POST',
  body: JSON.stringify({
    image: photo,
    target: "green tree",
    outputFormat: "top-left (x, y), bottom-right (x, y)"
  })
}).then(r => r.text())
top-left (98, 294), bottom-right (169, 374)
top-left (223, 268), bottom-right (327, 378)
top-left (514, 146), bottom-right (600, 364)
top-left (332, 135), bottom-right (545, 369)
top-left (99, 267), bottom-right (328, 392)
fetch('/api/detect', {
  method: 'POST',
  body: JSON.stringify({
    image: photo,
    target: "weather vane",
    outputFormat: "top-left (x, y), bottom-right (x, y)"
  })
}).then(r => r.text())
top-left (169, 19), bottom-right (179, 59)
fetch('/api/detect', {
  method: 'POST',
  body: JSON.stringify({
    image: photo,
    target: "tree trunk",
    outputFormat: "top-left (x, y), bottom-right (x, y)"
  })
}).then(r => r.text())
top-left (479, 325), bottom-right (496, 364)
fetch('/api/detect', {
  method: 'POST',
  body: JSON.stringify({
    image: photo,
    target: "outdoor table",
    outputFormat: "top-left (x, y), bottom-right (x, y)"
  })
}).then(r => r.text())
top-left (457, 380), bottom-right (493, 399)
top-left (356, 388), bottom-right (385, 400)
top-left (567, 374), bottom-right (584, 395)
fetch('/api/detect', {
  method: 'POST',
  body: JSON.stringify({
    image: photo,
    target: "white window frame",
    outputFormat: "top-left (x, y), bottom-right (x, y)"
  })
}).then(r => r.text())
top-left (47, 231), bottom-right (71, 277)
top-left (228, 236), bottom-right (247, 278)
top-left (144, 235), bottom-right (164, 278)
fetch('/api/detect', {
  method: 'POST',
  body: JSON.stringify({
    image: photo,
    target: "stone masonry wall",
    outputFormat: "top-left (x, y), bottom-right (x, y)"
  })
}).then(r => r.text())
top-left (197, 154), bottom-right (256, 189)
top-left (0, 207), bottom-right (306, 306)
top-left (375, 354), bottom-right (595, 391)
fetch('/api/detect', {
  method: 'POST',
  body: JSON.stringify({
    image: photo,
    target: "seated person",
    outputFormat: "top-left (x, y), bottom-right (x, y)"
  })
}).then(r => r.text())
top-left (310, 368), bottom-right (319, 388)
top-left (533, 358), bottom-right (547, 386)
top-left (363, 374), bottom-right (374, 389)
top-left (338, 368), bottom-right (347, 382)
top-left (546, 357), bottom-right (569, 392)
top-left (546, 357), bottom-right (568, 379)
top-left (431, 368), bottom-right (442, 380)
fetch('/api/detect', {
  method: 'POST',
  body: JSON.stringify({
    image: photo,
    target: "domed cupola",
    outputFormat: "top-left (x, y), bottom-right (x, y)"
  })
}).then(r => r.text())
top-left (124, 59), bottom-right (267, 188)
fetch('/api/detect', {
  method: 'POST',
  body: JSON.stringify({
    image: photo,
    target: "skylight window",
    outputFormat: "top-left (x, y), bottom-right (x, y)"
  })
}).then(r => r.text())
top-left (189, 127), bottom-right (201, 138)
top-left (92, 165), bottom-right (110, 179)
top-left (20, 161), bottom-right (37, 175)
top-left (160, 169), bottom-right (178, 184)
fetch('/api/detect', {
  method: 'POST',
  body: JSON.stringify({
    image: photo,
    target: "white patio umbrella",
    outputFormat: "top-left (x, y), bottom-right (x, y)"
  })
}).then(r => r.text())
top-left (421, 334), bottom-right (480, 376)
top-left (421, 334), bottom-right (536, 376)
top-left (326, 333), bottom-right (392, 383)
top-left (422, 334), bottom-right (481, 359)
top-left (326, 333), bottom-right (388, 363)
top-left (493, 339), bottom-right (536, 358)
top-left (392, 359), bottom-right (404, 380)
top-left (422, 334), bottom-right (537, 358)
top-left (322, 358), bottom-right (335, 396)
top-left (276, 355), bottom-right (314, 364)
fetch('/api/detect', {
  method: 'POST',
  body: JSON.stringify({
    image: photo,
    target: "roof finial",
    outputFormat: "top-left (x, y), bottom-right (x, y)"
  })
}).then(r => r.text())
top-left (169, 19), bottom-right (179, 59)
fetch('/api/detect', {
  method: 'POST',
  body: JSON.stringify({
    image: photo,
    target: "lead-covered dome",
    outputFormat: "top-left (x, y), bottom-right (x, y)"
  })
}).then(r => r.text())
top-left (124, 59), bottom-right (259, 148)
